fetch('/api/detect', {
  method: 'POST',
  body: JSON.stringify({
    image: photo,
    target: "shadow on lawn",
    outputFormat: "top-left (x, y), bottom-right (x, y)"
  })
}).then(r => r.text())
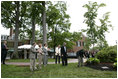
top-left (84, 63), bottom-right (116, 71)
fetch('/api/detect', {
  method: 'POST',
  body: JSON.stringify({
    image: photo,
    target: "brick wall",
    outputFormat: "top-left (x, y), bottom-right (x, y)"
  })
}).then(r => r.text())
top-left (68, 35), bottom-right (86, 53)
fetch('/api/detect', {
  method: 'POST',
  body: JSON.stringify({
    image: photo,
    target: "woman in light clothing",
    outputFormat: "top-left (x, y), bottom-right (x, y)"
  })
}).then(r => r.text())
top-left (37, 44), bottom-right (44, 69)
top-left (55, 45), bottom-right (61, 64)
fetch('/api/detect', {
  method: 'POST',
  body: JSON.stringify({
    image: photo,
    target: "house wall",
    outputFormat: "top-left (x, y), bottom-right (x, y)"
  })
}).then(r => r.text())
top-left (68, 35), bottom-right (86, 53)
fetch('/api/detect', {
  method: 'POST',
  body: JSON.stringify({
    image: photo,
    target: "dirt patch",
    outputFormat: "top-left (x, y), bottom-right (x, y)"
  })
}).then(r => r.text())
top-left (85, 63), bottom-right (116, 71)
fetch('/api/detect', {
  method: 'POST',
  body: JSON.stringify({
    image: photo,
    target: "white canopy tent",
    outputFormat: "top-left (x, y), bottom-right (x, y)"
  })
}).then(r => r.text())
top-left (18, 45), bottom-right (39, 59)
top-left (18, 45), bottom-right (39, 49)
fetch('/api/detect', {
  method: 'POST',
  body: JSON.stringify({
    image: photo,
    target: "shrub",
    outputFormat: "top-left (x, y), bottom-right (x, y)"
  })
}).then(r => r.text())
top-left (113, 62), bottom-right (117, 69)
top-left (115, 58), bottom-right (117, 62)
top-left (95, 46), bottom-right (117, 63)
top-left (86, 58), bottom-right (100, 65)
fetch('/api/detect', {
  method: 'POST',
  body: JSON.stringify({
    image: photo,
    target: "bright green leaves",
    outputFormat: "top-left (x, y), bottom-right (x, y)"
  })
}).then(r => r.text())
top-left (46, 1), bottom-right (71, 48)
top-left (1, 1), bottom-right (16, 28)
top-left (83, 1), bottom-right (112, 50)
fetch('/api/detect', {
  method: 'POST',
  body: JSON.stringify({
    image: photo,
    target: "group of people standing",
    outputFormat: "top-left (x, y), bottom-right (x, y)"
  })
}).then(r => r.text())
top-left (1, 41), bottom-right (94, 72)
top-left (29, 42), bottom-right (48, 71)
top-left (30, 42), bottom-right (68, 71)
top-left (1, 41), bottom-right (68, 71)
top-left (1, 41), bottom-right (92, 69)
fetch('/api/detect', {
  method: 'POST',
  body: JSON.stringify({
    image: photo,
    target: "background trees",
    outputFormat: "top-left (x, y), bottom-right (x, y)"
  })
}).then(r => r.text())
top-left (46, 1), bottom-right (71, 50)
top-left (2, 1), bottom-right (21, 58)
top-left (1, 1), bottom-right (82, 58)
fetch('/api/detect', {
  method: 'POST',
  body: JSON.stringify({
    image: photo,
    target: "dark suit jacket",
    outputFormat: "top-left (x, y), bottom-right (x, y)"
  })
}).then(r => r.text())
top-left (1, 44), bottom-right (8, 54)
top-left (61, 46), bottom-right (67, 56)
top-left (76, 49), bottom-right (85, 57)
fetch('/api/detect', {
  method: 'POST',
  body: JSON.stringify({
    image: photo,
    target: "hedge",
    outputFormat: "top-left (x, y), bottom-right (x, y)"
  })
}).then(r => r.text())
top-left (95, 46), bottom-right (117, 63)
top-left (86, 58), bottom-right (100, 65)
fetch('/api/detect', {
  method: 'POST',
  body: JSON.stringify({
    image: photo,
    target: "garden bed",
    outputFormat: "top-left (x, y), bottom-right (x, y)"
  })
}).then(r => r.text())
top-left (85, 63), bottom-right (116, 71)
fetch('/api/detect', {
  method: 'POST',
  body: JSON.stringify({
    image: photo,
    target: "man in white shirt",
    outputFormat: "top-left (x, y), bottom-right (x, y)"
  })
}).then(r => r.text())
top-left (55, 45), bottom-right (61, 64)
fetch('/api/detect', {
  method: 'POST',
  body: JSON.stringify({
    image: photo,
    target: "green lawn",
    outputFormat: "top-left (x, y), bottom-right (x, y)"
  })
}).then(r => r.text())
top-left (6, 58), bottom-right (55, 62)
top-left (1, 63), bottom-right (117, 78)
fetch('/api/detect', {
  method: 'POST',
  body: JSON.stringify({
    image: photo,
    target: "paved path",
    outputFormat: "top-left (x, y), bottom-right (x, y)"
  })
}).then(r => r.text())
top-left (5, 58), bottom-right (87, 66)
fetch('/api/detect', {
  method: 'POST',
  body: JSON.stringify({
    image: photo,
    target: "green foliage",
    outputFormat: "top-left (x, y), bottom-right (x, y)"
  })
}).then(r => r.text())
top-left (115, 58), bottom-right (117, 62)
top-left (1, 1), bottom-right (23, 58)
top-left (19, 1), bottom-right (43, 42)
top-left (96, 40), bottom-right (108, 50)
top-left (84, 37), bottom-right (91, 50)
top-left (86, 58), bottom-right (100, 65)
top-left (112, 57), bottom-right (117, 69)
top-left (44, 1), bottom-right (82, 49)
top-left (46, 1), bottom-right (72, 49)
top-left (1, 1), bottom-right (31, 29)
top-left (113, 62), bottom-right (117, 69)
top-left (95, 45), bottom-right (117, 63)
top-left (1, 1), bottom-right (16, 28)
top-left (1, 1), bottom-right (81, 50)
top-left (48, 31), bottom-right (82, 49)
top-left (82, 1), bottom-right (112, 49)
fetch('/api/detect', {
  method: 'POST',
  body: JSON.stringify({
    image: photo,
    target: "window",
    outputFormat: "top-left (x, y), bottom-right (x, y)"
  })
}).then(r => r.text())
top-left (76, 41), bottom-right (78, 46)
top-left (1, 36), bottom-right (3, 40)
top-left (3, 36), bottom-right (5, 40)
top-left (80, 41), bottom-right (81, 46)
top-left (77, 41), bottom-right (81, 47)
top-left (5, 36), bottom-right (7, 40)
top-left (82, 42), bottom-right (84, 46)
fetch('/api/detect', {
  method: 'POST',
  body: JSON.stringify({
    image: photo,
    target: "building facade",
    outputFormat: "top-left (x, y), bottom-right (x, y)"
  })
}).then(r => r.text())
top-left (68, 35), bottom-right (86, 53)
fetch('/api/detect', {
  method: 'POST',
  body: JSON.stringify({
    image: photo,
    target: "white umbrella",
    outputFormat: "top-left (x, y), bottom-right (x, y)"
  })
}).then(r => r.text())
top-left (18, 45), bottom-right (39, 49)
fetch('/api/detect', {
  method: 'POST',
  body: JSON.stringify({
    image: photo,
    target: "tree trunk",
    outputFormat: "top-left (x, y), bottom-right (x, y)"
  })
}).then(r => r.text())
top-left (12, 1), bottom-right (20, 58)
top-left (42, 1), bottom-right (47, 46)
top-left (53, 26), bottom-right (57, 58)
top-left (31, 18), bottom-right (35, 44)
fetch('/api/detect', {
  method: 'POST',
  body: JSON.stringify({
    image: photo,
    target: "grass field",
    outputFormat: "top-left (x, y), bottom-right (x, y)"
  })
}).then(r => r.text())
top-left (6, 58), bottom-right (55, 62)
top-left (1, 63), bottom-right (117, 78)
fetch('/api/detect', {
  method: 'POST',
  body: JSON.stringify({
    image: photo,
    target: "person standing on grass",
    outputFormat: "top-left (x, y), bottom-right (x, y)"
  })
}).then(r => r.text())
top-left (61, 42), bottom-right (68, 66)
top-left (76, 49), bottom-right (85, 67)
top-left (37, 44), bottom-right (44, 69)
top-left (55, 45), bottom-right (61, 64)
top-left (29, 42), bottom-right (37, 71)
top-left (42, 43), bottom-right (48, 66)
top-left (1, 41), bottom-right (9, 64)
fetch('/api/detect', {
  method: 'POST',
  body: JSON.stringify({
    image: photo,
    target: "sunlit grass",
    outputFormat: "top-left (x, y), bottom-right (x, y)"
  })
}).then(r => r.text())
top-left (1, 63), bottom-right (117, 78)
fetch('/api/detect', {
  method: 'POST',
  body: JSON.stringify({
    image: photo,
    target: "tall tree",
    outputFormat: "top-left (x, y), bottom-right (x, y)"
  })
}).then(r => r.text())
top-left (42, 1), bottom-right (47, 45)
top-left (83, 2), bottom-right (112, 51)
top-left (13, 1), bottom-right (20, 58)
top-left (19, 1), bottom-right (42, 44)
top-left (30, 2), bottom-right (37, 44)
top-left (46, 1), bottom-right (71, 51)
top-left (1, 1), bottom-right (21, 58)
top-left (30, 2), bottom-right (42, 44)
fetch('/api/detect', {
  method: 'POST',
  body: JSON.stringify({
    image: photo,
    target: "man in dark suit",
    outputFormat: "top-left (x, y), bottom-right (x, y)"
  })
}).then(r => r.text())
top-left (76, 49), bottom-right (85, 67)
top-left (1, 41), bottom-right (9, 64)
top-left (61, 42), bottom-right (68, 66)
